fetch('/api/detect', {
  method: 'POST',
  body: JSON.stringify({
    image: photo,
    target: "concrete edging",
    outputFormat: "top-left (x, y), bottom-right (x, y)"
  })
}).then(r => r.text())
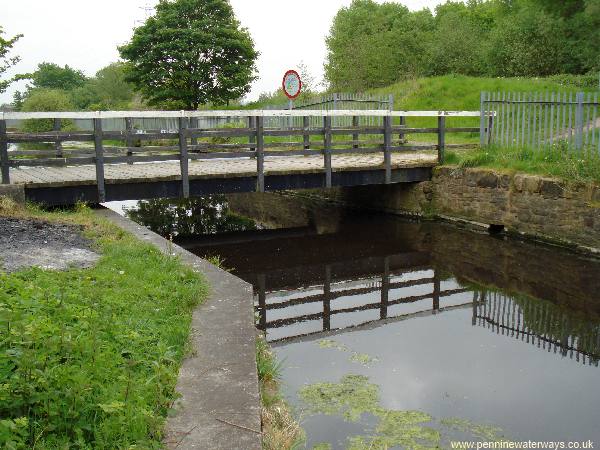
top-left (96, 208), bottom-right (261, 450)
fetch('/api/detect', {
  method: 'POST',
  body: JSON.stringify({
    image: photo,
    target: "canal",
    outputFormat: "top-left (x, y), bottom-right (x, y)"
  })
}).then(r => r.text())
top-left (114, 193), bottom-right (600, 449)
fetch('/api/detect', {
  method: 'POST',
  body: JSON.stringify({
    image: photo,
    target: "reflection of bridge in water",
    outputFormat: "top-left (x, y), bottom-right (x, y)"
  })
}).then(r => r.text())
top-left (254, 256), bottom-right (600, 367)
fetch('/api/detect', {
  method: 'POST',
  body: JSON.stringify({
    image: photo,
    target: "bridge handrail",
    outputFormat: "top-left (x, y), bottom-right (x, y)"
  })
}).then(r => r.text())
top-left (0, 109), bottom-right (483, 120)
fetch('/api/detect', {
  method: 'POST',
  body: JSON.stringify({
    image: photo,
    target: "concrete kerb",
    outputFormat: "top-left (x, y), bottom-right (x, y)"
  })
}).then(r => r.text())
top-left (95, 208), bottom-right (262, 450)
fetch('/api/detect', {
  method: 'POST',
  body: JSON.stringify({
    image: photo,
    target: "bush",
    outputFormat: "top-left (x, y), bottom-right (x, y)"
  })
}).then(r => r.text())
top-left (20, 89), bottom-right (74, 132)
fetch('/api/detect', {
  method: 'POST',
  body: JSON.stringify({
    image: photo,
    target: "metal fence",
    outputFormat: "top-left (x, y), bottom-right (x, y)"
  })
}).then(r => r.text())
top-left (480, 91), bottom-right (600, 154)
top-left (266, 93), bottom-right (394, 128)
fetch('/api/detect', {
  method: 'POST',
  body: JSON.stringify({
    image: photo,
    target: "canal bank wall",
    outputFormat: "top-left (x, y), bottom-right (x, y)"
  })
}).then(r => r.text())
top-left (95, 209), bottom-right (262, 450)
top-left (306, 166), bottom-right (600, 253)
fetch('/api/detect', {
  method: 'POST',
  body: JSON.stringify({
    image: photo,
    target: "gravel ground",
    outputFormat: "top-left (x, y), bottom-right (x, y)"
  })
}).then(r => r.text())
top-left (0, 217), bottom-right (99, 273)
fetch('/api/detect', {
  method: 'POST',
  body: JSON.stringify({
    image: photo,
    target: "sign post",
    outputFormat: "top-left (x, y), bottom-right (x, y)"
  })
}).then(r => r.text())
top-left (282, 70), bottom-right (302, 128)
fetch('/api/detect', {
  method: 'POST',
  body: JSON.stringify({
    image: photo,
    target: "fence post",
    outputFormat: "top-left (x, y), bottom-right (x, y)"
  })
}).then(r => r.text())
top-left (125, 117), bottom-right (133, 164)
top-left (178, 116), bottom-right (189, 198)
top-left (0, 119), bottom-right (9, 184)
top-left (479, 91), bottom-right (487, 147)
top-left (190, 116), bottom-right (198, 148)
top-left (438, 115), bottom-right (446, 164)
top-left (248, 116), bottom-right (256, 158)
top-left (324, 115), bottom-right (332, 188)
top-left (93, 117), bottom-right (106, 203)
top-left (383, 115), bottom-right (392, 184)
top-left (575, 92), bottom-right (584, 151)
top-left (53, 118), bottom-right (63, 158)
top-left (399, 116), bottom-right (406, 144)
top-left (352, 116), bottom-right (359, 149)
top-left (256, 116), bottom-right (264, 192)
top-left (332, 93), bottom-right (338, 128)
top-left (303, 116), bottom-right (310, 150)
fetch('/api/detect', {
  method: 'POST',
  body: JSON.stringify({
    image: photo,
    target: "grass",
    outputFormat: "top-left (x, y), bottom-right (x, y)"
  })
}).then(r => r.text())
top-left (0, 199), bottom-right (209, 449)
top-left (444, 143), bottom-right (600, 184)
top-left (256, 336), bottom-right (303, 450)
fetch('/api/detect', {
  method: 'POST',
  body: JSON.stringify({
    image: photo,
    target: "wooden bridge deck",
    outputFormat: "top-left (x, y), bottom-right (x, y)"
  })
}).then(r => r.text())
top-left (10, 153), bottom-right (437, 188)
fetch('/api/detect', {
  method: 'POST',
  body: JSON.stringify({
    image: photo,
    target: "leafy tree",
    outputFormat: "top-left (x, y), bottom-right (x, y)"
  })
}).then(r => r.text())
top-left (0, 26), bottom-right (22, 94)
top-left (119, 0), bottom-right (258, 110)
top-left (20, 89), bottom-right (74, 132)
top-left (18, 62), bottom-right (87, 91)
top-left (71, 62), bottom-right (136, 110)
top-left (325, 0), bottom-right (433, 91)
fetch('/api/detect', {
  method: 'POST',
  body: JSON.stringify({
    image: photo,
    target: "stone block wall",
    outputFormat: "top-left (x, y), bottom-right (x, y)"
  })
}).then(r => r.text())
top-left (306, 167), bottom-right (600, 251)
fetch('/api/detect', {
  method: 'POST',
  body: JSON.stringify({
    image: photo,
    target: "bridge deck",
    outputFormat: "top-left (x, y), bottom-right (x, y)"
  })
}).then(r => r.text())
top-left (10, 152), bottom-right (437, 188)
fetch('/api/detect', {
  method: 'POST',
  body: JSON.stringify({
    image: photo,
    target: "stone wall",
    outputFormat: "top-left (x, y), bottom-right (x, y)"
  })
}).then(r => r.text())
top-left (303, 167), bottom-right (600, 251)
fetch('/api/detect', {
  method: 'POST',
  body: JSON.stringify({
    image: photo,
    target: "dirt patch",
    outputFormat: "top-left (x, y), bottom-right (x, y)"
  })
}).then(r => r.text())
top-left (0, 217), bottom-right (99, 272)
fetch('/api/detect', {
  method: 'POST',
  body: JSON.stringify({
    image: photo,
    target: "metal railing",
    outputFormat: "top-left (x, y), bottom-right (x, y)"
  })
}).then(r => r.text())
top-left (480, 91), bottom-right (600, 154)
top-left (0, 109), bottom-right (482, 202)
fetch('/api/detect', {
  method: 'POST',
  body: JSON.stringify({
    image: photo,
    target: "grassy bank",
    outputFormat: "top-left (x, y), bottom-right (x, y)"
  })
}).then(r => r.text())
top-left (256, 336), bottom-right (303, 450)
top-left (0, 200), bottom-right (208, 448)
top-left (445, 144), bottom-right (600, 184)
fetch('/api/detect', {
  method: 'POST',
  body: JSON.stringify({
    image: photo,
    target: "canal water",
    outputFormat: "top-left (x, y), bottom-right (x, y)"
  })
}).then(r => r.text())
top-left (118, 194), bottom-right (600, 449)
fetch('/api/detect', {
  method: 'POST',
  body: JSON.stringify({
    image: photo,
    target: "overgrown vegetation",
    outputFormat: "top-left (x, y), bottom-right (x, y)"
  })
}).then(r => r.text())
top-left (325, 0), bottom-right (600, 91)
top-left (445, 143), bottom-right (600, 184)
top-left (256, 336), bottom-right (303, 450)
top-left (0, 26), bottom-right (22, 95)
top-left (0, 201), bottom-right (208, 448)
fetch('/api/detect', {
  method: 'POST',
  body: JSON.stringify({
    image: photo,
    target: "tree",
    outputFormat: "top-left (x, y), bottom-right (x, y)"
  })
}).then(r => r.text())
top-left (0, 26), bottom-right (22, 94)
top-left (18, 62), bottom-right (87, 91)
top-left (119, 0), bottom-right (258, 110)
top-left (71, 62), bottom-right (136, 110)
top-left (20, 89), bottom-right (74, 132)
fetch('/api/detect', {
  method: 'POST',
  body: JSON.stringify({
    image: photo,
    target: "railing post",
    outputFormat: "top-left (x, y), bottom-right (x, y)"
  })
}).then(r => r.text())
top-left (256, 115), bottom-right (264, 192)
top-left (479, 91), bottom-right (487, 147)
top-left (323, 115), bottom-right (332, 188)
top-left (323, 265), bottom-right (331, 331)
top-left (399, 115), bottom-right (406, 144)
top-left (257, 273), bottom-right (267, 332)
top-left (380, 256), bottom-right (389, 320)
top-left (190, 116), bottom-right (198, 148)
top-left (93, 117), bottom-right (106, 203)
top-left (383, 115), bottom-right (392, 184)
top-left (352, 116), bottom-right (359, 149)
top-left (248, 116), bottom-right (256, 158)
top-left (303, 116), bottom-right (310, 150)
top-left (0, 119), bottom-right (9, 184)
top-left (438, 115), bottom-right (446, 164)
top-left (178, 116), bottom-right (190, 198)
top-left (575, 92), bottom-right (584, 151)
top-left (53, 118), bottom-right (63, 158)
top-left (125, 117), bottom-right (133, 165)
top-left (433, 270), bottom-right (440, 313)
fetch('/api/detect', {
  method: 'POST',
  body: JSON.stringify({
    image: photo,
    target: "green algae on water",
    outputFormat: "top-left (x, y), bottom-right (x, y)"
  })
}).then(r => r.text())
top-left (299, 374), bottom-right (507, 449)
top-left (299, 374), bottom-right (380, 422)
top-left (317, 339), bottom-right (379, 367)
top-left (441, 417), bottom-right (506, 442)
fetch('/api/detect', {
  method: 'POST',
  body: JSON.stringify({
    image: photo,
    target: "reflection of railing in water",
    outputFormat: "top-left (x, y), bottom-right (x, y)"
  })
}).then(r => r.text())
top-left (255, 258), bottom-right (469, 341)
top-left (474, 291), bottom-right (600, 367)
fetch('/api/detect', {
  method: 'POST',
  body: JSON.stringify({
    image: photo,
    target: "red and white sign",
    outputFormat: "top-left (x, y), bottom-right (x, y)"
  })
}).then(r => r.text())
top-left (282, 70), bottom-right (302, 100)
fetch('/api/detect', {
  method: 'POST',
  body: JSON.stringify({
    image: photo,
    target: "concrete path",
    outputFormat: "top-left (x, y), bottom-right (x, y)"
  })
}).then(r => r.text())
top-left (97, 208), bottom-right (262, 450)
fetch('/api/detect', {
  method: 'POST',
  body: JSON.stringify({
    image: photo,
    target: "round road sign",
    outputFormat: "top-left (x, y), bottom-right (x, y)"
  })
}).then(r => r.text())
top-left (282, 70), bottom-right (302, 100)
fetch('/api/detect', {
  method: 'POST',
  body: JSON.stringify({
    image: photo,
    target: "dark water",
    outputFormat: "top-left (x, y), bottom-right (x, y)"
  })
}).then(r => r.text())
top-left (124, 195), bottom-right (600, 449)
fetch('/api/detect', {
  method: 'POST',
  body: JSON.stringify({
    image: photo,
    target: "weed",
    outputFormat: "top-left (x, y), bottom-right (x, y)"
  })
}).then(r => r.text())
top-left (0, 206), bottom-right (209, 448)
top-left (256, 336), bottom-right (304, 450)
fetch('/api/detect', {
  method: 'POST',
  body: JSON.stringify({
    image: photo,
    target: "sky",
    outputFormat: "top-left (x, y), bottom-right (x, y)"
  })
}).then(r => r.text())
top-left (0, 0), bottom-right (448, 105)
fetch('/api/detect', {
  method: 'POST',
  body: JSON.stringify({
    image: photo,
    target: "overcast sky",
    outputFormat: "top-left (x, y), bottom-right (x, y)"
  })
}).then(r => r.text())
top-left (1, 0), bottom-right (448, 105)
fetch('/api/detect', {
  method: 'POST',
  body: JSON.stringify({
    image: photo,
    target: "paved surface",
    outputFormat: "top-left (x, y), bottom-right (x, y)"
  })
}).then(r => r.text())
top-left (10, 153), bottom-right (438, 188)
top-left (96, 208), bottom-right (261, 450)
